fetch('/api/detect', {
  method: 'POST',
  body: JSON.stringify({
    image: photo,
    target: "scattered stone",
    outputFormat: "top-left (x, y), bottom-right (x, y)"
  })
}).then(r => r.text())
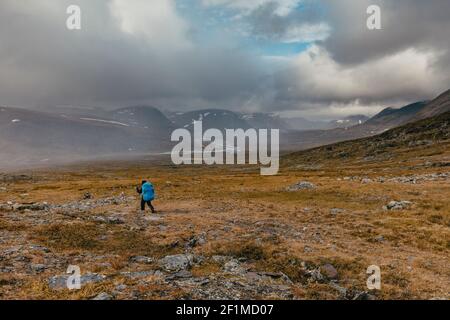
top-left (13, 202), bottom-right (50, 212)
top-left (29, 245), bottom-right (50, 253)
top-left (320, 264), bottom-right (339, 280)
top-left (384, 201), bottom-right (413, 211)
top-left (352, 291), bottom-right (377, 300)
top-left (130, 256), bottom-right (154, 264)
top-left (212, 255), bottom-right (232, 264)
top-left (115, 284), bottom-right (127, 291)
top-left (120, 271), bottom-right (155, 279)
top-left (144, 216), bottom-right (163, 222)
top-left (303, 246), bottom-right (313, 253)
top-left (329, 282), bottom-right (347, 297)
top-left (92, 292), bottom-right (113, 300)
top-left (286, 181), bottom-right (316, 191)
top-left (361, 178), bottom-right (372, 184)
top-left (306, 269), bottom-right (324, 282)
top-left (166, 270), bottom-right (192, 280)
top-left (31, 264), bottom-right (46, 273)
top-left (257, 272), bottom-right (293, 284)
top-left (83, 192), bottom-right (93, 200)
top-left (158, 254), bottom-right (194, 272)
top-left (330, 208), bottom-right (345, 215)
top-left (223, 259), bottom-right (247, 275)
top-left (186, 233), bottom-right (207, 249)
top-left (91, 215), bottom-right (125, 225)
top-left (48, 273), bottom-right (106, 290)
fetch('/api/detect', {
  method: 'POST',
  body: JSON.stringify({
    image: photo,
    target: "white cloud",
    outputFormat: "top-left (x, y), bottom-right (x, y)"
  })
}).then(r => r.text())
top-left (281, 23), bottom-right (330, 43)
top-left (202, 0), bottom-right (302, 16)
top-left (279, 45), bottom-right (446, 104)
top-left (109, 0), bottom-right (191, 49)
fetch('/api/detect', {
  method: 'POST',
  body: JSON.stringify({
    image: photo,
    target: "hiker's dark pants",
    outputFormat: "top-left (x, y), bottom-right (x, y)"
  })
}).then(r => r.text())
top-left (141, 198), bottom-right (155, 212)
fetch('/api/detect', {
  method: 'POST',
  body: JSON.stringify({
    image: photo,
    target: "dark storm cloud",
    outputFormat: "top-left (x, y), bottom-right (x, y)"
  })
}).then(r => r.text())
top-left (251, 0), bottom-right (450, 112)
top-left (0, 0), bottom-right (263, 109)
top-left (322, 0), bottom-right (450, 66)
top-left (0, 0), bottom-right (449, 117)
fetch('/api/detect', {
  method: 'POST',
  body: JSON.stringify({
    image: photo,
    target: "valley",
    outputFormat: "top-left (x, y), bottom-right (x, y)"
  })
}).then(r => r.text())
top-left (0, 111), bottom-right (448, 300)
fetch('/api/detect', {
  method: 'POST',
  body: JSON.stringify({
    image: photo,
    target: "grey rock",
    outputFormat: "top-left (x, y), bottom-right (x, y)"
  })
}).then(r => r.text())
top-left (130, 256), bottom-right (154, 264)
top-left (321, 264), bottom-right (339, 280)
top-left (330, 208), bottom-right (345, 215)
top-left (384, 201), bottom-right (413, 211)
top-left (158, 254), bottom-right (194, 272)
top-left (29, 244), bottom-right (50, 253)
top-left (286, 181), bottom-right (316, 191)
top-left (115, 284), bottom-right (127, 291)
top-left (212, 255), bottom-right (232, 264)
top-left (92, 292), bottom-right (113, 300)
top-left (329, 282), bottom-right (347, 297)
top-left (186, 233), bottom-right (207, 248)
top-left (352, 291), bottom-right (377, 300)
top-left (13, 202), bottom-right (50, 211)
top-left (120, 271), bottom-right (155, 279)
top-left (223, 259), bottom-right (247, 275)
top-left (92, 215), bottom-right (125, 225)
top-left (166, 270), bottom-right (192, 280)
top-left (83, 192), bottom-right (93, 200)
top-left (48, 273), bottom-right (106, 290)
top-left (31, 264), bottom-right (46, 273)
top-left (306, 269), bottom-right (324, 282)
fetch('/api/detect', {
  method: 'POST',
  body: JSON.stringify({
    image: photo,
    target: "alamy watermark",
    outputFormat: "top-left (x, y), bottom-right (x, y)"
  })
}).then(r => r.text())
top-left (367, 5), bottom-right (382, 30)
top-left (171, 121), bottom-right (280, 176)
top-left (367, 265), bottom-right (382, 290)
top-left (66, 5), bottom-right (81, 30)
top-left (66, 265), bottom-right (81, 290)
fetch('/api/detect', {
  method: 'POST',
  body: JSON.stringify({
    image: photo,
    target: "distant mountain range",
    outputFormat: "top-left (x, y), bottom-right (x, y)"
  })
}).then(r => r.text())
top-left (1, 88), bottom-right (449, 167)
top-left (285, 109), bottom-right (450, 167)
top-left (282, 89), bottom-right (450, 150)
top-left (168, 110), bottom-right (369, 132)
top-left (0, 106), bottom-right (174, 166)
top-left (168, 109), bottom-right (251, 132)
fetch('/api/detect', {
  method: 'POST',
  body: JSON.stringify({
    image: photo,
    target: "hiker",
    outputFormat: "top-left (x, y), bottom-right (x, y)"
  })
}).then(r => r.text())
top-left (136, 180), bottom-right (156, 213)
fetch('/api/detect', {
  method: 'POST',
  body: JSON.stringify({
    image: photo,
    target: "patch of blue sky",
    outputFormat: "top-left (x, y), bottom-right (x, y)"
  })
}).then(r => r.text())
top-left (175, 0), bottom-right (326, 57)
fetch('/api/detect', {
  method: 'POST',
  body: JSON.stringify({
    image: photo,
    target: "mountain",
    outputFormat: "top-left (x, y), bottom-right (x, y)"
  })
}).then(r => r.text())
top-left (284, 110), bottom-right (450, 166)
top-left (110, 106), bottom-right (175, 132)
top-left (169, 109), bottom-right (370, 132)
top-left (413, 89), bottom-right (450, 120)
top-left (169, 109), bottom-right (250, 131)
top-left (0, 106), bottom-right (174, 167)
top-left (239, 113), bottom-right (290, 131)
top-left (283, 117), bottom-right (328, 131)
top-left (1, 88), bottom-right (449, 167)
top-left (327, 115), bottom-right (369, 129)
top-left (281, 88), bottom-right (450, 151)
top-left (364, 101), bottom-right (428, 130)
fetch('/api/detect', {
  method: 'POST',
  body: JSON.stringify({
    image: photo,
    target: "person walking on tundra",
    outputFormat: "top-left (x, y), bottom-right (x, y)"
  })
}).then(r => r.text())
top-left (137, 180), bottom-right (156, 213)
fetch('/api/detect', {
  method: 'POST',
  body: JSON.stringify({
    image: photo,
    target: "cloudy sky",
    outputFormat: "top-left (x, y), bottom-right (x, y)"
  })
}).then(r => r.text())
top-left (0, 0), bottom-right (449, 119)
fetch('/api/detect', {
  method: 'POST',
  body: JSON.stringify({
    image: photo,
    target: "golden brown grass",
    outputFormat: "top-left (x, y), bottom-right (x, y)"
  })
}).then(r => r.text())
top-left (0, 141), bottom-right (449, 300)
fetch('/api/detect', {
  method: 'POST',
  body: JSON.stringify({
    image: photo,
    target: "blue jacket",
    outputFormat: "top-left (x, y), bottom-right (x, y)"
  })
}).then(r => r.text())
top-left (142, 182), bottom-right (155, 201)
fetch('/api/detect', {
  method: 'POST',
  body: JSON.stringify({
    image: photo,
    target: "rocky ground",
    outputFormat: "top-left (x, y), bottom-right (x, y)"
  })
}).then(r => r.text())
top-left (0, 155), bottom-right (449, 300)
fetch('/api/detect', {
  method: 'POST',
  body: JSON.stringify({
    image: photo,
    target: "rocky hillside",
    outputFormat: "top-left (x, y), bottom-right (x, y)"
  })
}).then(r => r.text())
top-left (284, 111), bottom-right (450, 165)
top-left (0, 106), bottom-right (174, 167)
top-left (413, 89), bottom-right (450, 120)
top-left (282, 88), bottom-right (450, 151)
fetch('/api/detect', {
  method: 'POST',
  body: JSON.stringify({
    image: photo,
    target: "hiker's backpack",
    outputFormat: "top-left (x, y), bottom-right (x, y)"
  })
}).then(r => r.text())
top-left (142, 182), bottom-right (155, 201)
